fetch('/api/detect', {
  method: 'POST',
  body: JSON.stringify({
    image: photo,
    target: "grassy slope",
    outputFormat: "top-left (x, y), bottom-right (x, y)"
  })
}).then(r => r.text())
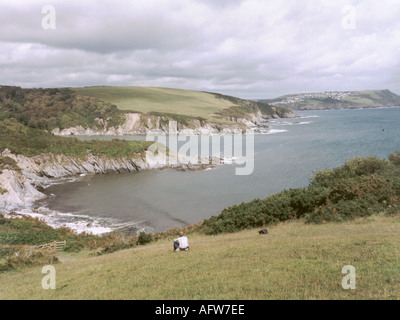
top-left (73, 86), bottom-right (236, 120)
top-left (1, 214), bottom-right (399, 300)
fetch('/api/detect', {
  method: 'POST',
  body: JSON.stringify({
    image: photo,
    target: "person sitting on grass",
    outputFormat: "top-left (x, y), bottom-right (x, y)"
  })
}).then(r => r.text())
top-left (173, 231), bottom-right (189, 251)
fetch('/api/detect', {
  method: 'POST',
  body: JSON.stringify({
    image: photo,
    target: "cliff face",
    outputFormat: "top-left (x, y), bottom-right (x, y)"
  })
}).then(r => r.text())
top-left (0, 168), bottom-right (44, 212)
top-left (0, 148), bottom-right (207, 212)
top-left (1, 85), bottom-right (295, 136)
top-left (50, 112), bottom-right (246, 136)
top-left (52, 108), bottom-right (295, 136)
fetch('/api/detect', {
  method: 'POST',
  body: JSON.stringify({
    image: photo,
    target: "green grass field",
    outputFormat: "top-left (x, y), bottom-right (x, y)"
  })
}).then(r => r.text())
top-left (1, 214), bottom-right (399, 300)
top-left (72, 86), bottom-right (236, 120)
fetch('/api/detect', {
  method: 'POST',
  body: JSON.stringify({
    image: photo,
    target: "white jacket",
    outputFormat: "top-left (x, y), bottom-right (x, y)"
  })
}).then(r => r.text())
top-left (174, 236), bottom-right (189, 249)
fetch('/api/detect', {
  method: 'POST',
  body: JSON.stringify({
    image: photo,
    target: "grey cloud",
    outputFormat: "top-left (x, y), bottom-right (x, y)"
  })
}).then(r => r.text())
top-left (0, 1), bottom-right (206, 53)
top-left (0, 0), bottom-right (399, 99)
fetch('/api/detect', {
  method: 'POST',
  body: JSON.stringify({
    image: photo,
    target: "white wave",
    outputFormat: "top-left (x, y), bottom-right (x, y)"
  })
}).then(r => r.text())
top-left (297, 115), bottom-right (320, 119)
top-left (8, 207), bottom-right (116, 235)
top-left (298, 121), bottom-right (311, 125)
top-left (267, 129), bottom-right (288, 134)
top-left (273, 121), bottom-right (294, 126)
top-left (222, 156), bottom-right (237, 164)
top-left (222, 156), bottom-right (246, 164)
top-left (271, 120), bottom-right (312, 127)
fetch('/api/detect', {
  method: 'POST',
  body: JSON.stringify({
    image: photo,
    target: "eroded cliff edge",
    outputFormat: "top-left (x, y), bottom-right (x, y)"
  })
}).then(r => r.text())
top-left (52, 108), bottom-right (296, 136)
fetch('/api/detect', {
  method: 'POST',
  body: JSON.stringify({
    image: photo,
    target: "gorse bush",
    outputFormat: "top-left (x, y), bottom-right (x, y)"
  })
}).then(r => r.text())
top-left (137, 232), bottom-right (153, 245)
top-left (310, 156), bottom-right (390, 188)
top-left (0, 246), bottom-right (56, 273)
top-left (203, 153), bottom-right (400, 234)
top-left (389, 151), bottom-right (400, 167)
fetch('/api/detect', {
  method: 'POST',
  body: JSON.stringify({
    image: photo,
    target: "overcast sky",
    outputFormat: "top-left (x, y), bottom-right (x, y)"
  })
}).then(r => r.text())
top-left (1, 0), bottom-right (399, 99)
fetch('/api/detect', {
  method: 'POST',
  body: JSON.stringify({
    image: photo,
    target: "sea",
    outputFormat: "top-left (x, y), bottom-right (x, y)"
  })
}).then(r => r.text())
top-left (23, 107), bottom-right (400, 235)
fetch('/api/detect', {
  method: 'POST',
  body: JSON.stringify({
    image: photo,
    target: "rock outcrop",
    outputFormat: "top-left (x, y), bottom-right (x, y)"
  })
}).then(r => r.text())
top-left (52, 109), bottom-right (295, 136)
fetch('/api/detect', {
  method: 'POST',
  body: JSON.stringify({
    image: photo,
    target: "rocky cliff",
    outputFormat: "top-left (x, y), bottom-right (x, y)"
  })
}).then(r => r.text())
top-left (52, 108), bottom-right (295, 136)
top-left (0, 85), bottom-right (295, 136)
top-left (0, 148), bottom-right (210, 213)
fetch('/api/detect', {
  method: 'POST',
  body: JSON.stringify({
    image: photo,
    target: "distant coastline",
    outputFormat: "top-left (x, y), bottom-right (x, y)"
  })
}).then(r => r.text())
top-left (258, 89), bottom-right (400, 111)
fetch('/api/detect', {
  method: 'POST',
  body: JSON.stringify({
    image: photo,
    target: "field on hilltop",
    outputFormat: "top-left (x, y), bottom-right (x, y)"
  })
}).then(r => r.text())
top-left (72, 86), bottom-right (236, 120)
top-left (0, 214), bottom-right (399, 300)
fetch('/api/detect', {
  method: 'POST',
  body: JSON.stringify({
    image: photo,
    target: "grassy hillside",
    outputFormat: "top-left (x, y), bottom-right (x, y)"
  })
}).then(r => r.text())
top-left (1, 153), bottom-right (400, 299)
top-left (73, 86), bottom-right (235, 120)
top-left (73, 86), bottom-right (291, 123)
top-left (0, 214), bottom-right (399, 300)
top-left (260, 89), bottom-right (400, 110)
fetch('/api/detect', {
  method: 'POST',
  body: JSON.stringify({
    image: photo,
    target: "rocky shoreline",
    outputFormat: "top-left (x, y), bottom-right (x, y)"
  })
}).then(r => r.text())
top-left (51, 110), bottom-right (296, 136)
top-left (0, 108), bottom-right (296, 233)
top-left (0, 147), bottom-right (214, 215)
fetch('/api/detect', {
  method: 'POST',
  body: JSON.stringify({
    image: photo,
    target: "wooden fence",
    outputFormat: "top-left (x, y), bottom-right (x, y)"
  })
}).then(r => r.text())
top-left (35, 240), bottom-right (67, 252)
top-left (25, 240), bottom-right (66, 259)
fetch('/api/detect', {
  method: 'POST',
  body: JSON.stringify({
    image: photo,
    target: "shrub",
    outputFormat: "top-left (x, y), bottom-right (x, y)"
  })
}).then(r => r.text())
top-left (0, 156), bottom-right (21, 174)
top-left (97, 242), bottom-right (136, 255)
top-left (0, 86), bottom-right (126, 132)
top-left (389, 151), bottom-right (400, 167)
top-left (137, 232), bottom-right (153, 245)
top-left (0, 246), bottom-right (57, 273)
top-left (203, 152), bottom-right (400, 234)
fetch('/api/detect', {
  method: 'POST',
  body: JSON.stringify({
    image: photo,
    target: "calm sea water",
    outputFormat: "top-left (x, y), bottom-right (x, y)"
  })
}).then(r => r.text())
top-left (38, 107), bottom-right (400, 233)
